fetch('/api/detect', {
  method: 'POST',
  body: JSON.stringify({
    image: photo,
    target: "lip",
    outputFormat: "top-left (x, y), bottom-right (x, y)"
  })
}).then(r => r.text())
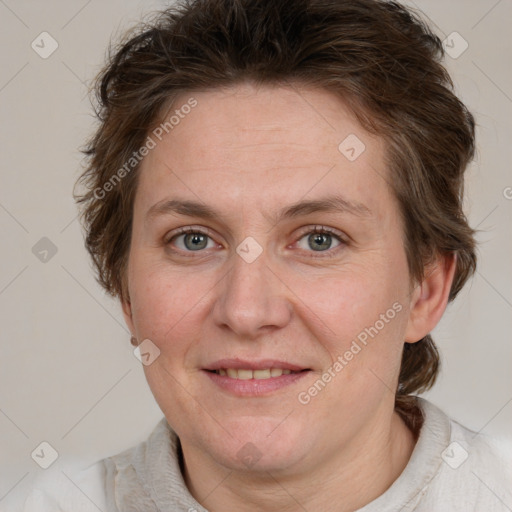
top-left (203, 370), bottom-right (310, 396)
top-left (202, 358), bottom-right (311, 396)
top-left (203, 358), bottom-right (307, 372)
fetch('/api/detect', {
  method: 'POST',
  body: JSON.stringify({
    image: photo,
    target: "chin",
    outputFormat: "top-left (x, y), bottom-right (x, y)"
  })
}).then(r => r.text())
top-left (196, 415), bottom-right (313, 473)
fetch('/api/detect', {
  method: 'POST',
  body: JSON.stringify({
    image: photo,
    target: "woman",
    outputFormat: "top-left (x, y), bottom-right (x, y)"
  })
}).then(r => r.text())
top-left (22, 0), bottom-right (512, 510)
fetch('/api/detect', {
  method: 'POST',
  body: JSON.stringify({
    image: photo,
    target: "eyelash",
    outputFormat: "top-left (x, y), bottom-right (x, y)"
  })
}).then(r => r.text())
top-left (165, 225), bottom-right (347, 258)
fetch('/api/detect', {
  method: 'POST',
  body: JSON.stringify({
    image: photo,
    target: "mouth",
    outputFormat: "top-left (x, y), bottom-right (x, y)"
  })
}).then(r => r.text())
top-left (207, 368), bottom-right (308, 379)
top-left (202, 359), bottom-right (312, 395)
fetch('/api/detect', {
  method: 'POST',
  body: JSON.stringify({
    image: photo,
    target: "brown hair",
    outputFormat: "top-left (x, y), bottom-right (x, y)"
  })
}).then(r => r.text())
top-left (75, 0), bottom-right (477, 423)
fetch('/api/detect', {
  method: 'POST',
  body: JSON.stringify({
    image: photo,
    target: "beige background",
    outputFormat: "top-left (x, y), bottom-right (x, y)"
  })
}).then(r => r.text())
top-left (1, 0), bottom-right (511, 507)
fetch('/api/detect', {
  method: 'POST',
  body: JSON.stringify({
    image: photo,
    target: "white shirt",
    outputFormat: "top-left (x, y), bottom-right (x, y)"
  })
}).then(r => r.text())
top-left (11, 397), bottom-right (512, 511)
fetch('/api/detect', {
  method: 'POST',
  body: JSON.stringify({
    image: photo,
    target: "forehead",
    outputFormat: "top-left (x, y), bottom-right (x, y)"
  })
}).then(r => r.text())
top-left (135, 83), bottom-right (393, 221)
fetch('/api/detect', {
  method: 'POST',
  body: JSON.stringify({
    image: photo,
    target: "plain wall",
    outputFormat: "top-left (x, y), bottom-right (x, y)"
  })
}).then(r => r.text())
top-left (1, 0), bottom-right (511, 506)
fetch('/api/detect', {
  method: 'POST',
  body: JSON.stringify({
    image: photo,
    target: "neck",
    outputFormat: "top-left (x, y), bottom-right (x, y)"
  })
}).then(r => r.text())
top-left (181, 408), bottom-right (417, 512)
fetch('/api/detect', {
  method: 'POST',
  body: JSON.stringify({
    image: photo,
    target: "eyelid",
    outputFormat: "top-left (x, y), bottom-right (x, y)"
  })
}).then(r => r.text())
top-left (294, 224), bottom-right (347, 241)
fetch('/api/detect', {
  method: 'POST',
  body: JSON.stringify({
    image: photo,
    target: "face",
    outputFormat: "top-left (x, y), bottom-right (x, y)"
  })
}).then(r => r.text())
top-left (122, 83), bottom-right (422, 474)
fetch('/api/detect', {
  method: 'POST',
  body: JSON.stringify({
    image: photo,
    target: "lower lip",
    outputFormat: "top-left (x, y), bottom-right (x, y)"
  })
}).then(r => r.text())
top-left (202, 370), bottom-right (310, 396)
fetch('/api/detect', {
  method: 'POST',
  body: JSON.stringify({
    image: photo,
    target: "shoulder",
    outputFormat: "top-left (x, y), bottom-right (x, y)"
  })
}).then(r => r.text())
top-left (416, 398), bottom-right (512, 511)
top-left (20, 460), bottom-right (107, 512)
top-left (18, 419), bottom-right (171, 512)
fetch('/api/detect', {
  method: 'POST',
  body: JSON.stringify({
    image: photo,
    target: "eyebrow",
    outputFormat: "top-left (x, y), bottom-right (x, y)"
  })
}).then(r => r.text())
top-left (145, 194), bottom-right (372, 226)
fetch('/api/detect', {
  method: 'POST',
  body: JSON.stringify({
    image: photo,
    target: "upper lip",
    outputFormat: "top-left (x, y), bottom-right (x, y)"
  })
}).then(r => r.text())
top-left (203, 358), bottom-right (308, 372)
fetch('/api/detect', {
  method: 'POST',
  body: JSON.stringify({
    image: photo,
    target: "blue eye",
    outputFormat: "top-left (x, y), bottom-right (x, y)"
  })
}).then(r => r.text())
top-left (168, 227), bottom-right (215, 252)
top-left (295, 226), bottom-right (345, 257)
top-left (166, 225), bottom-right (346, 257)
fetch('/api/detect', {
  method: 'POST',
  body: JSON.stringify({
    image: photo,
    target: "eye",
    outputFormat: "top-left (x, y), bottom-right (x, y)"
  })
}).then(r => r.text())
top-left (165, 225), bottom-right (347, 257)
top-left (294, 226), bottom-right (346, 257)
top-left (165, 227), bottom-right (217, 253)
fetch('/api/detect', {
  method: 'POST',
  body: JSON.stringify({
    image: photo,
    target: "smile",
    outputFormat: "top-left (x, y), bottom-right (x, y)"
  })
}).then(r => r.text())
top-left (203, 360), bottom-right (311, 396)
top-left (213, 368), bottom-right (299, 379)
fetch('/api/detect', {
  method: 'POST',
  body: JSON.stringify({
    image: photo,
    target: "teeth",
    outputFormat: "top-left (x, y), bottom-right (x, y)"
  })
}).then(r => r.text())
top-left (237, 369), bottom-right (253, 380)
top-left (215, 368), bottom-right (298, 379)
top-left (253, 369), bottom-right (271, 379)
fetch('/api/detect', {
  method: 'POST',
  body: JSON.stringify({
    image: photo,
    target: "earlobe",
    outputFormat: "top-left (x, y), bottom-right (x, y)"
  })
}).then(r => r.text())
top-left (404, 252), bottom-right (457, 343)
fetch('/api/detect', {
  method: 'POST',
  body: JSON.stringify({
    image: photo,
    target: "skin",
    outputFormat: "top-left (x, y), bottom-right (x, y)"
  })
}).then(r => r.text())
top-left (122, 82), bottom-right (456, 512)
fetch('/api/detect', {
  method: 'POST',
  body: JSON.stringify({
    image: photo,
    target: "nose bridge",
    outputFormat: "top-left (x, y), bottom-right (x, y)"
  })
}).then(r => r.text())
top-left (213, 239), bottom-right (291, 338)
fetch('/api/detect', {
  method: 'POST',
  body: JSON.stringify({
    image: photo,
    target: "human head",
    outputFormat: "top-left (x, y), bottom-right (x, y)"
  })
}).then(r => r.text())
top-left (75, 0), bottom-right (476, 421)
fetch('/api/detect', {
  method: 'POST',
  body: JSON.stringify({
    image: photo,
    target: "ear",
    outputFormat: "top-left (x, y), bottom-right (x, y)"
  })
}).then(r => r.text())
top-left (121, 294), bottom-right (136, 338)
top-left (404, 252), bottom-right (457, 343)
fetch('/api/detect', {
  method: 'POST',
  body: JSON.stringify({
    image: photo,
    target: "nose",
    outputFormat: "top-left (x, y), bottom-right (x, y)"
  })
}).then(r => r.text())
top-left (212, 245), bottom-right (292, 340)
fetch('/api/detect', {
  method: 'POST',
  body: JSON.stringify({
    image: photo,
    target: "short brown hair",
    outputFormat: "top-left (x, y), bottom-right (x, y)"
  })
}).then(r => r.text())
top-left (75, 0), bottom-right (477, 421)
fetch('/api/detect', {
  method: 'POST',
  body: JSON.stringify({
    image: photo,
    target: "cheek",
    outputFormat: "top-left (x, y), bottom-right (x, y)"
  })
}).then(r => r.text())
top-left (307, 271), bottom-right (409, 401)
top-left (307, 268), bottom-right (404, 341)
top-left (130, 265), bottom-right (212, 419)
top-left (129, 261), bottom-right (212, 353)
